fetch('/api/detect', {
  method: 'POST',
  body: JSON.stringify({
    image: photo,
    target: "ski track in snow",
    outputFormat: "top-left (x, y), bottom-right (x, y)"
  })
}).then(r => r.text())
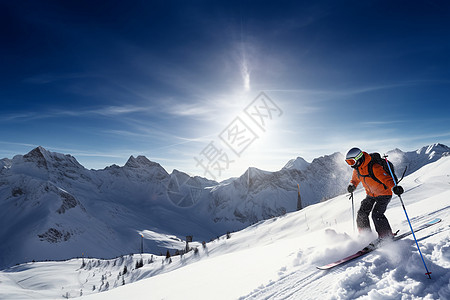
top-left (242, 215), bottom-right (450, 300)
top-left (240, 270), bottom-right (324, 300)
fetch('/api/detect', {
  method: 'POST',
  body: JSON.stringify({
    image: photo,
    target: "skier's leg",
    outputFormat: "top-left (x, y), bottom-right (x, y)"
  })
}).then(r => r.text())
top-left (357, 196), bottom-right (375, 233)
top-left (372, 195), bottom-right (393, 238)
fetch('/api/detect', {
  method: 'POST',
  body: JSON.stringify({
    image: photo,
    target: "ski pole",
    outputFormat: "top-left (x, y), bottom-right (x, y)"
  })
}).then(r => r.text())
top-left (384, 156), bottom-right (432, 279)
top-left (349, 192), bottom-right (355, 233)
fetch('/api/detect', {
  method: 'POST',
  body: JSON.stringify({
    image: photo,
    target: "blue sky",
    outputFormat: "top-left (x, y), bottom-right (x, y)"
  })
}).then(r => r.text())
top-left (1, 1), bottom-right (450, 180)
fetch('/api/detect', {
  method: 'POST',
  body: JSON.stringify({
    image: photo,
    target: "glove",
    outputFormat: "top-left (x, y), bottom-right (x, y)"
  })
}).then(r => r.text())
top-left (347, 184), bottom-right (356, 193)
top-left (393, 186), bottom-right (404, 195)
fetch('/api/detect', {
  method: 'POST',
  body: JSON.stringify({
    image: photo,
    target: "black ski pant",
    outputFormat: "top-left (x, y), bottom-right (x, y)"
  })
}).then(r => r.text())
top-left (356, 195), bottom-right (393, 238)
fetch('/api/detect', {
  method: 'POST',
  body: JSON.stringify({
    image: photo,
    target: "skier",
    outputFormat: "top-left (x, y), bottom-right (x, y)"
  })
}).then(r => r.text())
top-left (345, 147), bottom-right (404, 240)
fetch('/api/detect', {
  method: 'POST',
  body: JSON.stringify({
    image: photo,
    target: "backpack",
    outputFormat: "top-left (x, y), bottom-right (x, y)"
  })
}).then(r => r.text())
top-left (356, 153), bottom-right (398, 189)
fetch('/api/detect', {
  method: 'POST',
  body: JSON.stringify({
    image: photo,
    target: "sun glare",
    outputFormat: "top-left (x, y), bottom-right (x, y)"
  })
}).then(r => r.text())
top-left (241, 57), bottom-right (251, 92)
top-left (243, 70), bottom-right (250, 91)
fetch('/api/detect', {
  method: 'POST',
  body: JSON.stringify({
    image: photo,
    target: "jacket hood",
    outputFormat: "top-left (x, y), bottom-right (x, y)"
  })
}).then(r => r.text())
top-left (358, 152), bottom-right (372, 169)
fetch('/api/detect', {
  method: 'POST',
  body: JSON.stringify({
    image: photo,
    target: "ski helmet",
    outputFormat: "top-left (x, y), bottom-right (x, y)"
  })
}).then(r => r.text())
top-left (345, 147), bottom-right (364, 167)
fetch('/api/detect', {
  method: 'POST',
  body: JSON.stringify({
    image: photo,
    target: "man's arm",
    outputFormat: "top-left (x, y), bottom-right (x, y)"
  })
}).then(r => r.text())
top-left (350, 169), bottom-right (360, 188)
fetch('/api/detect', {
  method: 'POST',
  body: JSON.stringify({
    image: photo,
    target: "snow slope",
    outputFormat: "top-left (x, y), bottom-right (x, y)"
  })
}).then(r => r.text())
top-left (1, 155), bottom-right (449, 299)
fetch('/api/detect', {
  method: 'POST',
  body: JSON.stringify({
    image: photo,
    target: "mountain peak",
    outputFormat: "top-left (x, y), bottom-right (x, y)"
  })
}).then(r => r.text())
top-left (0, 158), bottom-right (12, 169)
top-left (21, 146), bottom-right (84, 172)
top-left (416, 143), bottom-right (450, 156)
top-left (23, 146), bottom-right (49, 168)
top-left (27, 145), bottom-right (47, 155)
top-left (125, 155), bottom-right (161, 169)
top-left (283, 157), bottom-right (310, 171)
top-left (428, 143), bottom-right (450, 152)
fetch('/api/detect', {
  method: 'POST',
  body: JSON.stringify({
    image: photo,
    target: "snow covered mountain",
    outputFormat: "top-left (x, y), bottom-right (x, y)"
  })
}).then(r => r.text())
top-left (208, 152), bottom-right (351, 225)
top-left (0, 147), bottom-right (218, 268)
top-left (0, 144), bottom-right (448, 269)
top-left (0, 157), bottom-right (12, 169)
top-left (283, 156), bottom-right (310, 171)
top-left (1, 153), bottom-right (449, 299)
top-left (387, 143), bottom-right (450, 177)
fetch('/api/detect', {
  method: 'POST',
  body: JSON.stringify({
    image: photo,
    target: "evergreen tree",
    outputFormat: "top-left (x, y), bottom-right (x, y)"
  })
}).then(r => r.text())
top-left (135, 258), bottom-right (144, 269)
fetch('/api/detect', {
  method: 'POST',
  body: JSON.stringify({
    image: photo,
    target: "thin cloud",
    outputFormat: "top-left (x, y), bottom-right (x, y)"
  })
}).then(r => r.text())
top-left (360, 120), bottom-right (408, 126)
top-left (1, 112), bottom-right (43, 122)
top-left (1, 105), bottom-right (155, 122)
top-left (86, 105), bottom-right (152, 116)
top-left (164, 101), bottom-right (217, 118)
top-left (103, 127), bottom-right (215, 147)
top-left (267, 79), bottom-right (450, 101)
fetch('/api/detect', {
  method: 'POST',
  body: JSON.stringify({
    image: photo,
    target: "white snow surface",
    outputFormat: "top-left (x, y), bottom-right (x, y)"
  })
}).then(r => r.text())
top-left (1, 155), bottom-right (449, 299)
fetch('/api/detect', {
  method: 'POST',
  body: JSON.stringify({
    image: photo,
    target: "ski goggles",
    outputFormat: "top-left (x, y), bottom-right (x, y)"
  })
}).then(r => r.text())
top-left (345, 152), bottom-right (363, 166)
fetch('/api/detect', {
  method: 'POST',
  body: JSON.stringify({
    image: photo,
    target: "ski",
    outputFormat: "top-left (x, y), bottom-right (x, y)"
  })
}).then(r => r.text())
top-left (316, 218), bottom-right (442, 270)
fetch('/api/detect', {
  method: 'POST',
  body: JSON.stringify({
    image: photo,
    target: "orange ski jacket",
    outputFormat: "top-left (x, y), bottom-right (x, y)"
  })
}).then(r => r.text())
top-left (350, 152), bottom-right (395, 197)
